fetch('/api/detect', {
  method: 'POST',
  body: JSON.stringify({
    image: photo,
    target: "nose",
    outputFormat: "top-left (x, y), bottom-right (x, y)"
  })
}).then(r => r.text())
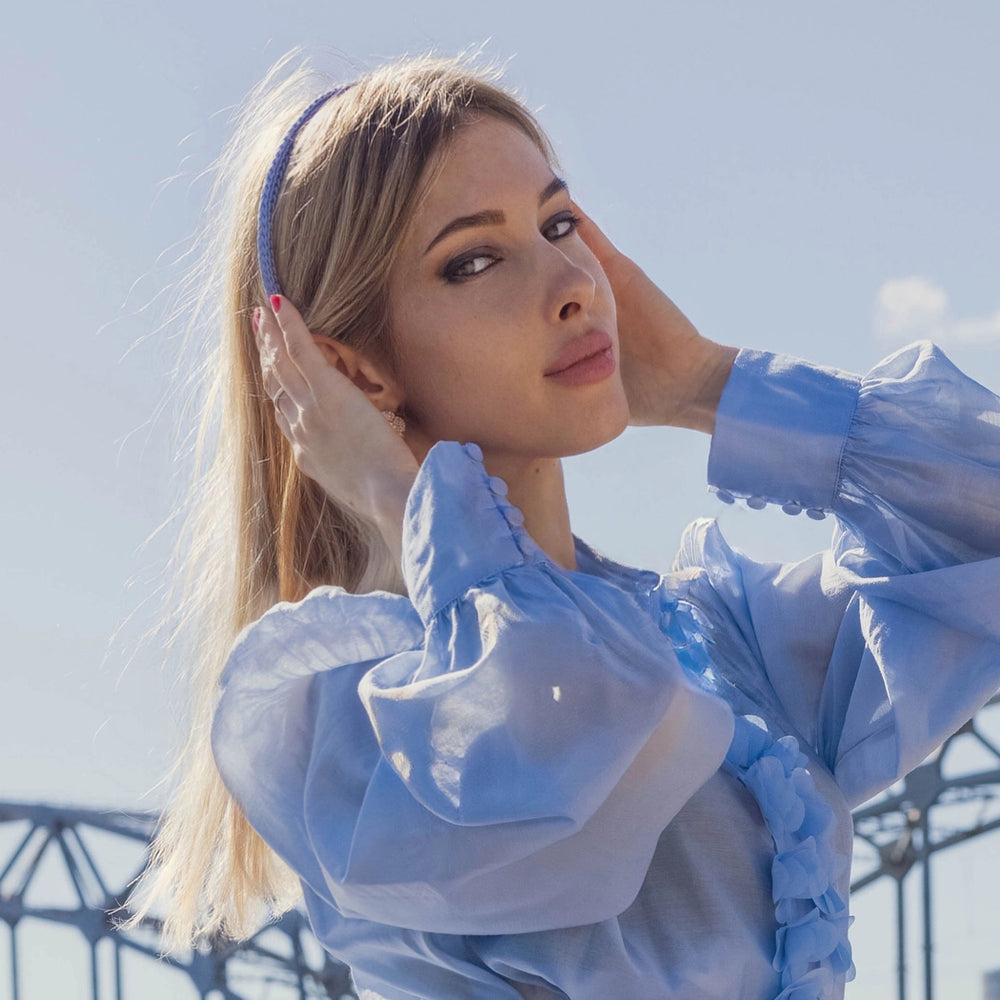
top-left (543, 244), bottom-right (597, 323)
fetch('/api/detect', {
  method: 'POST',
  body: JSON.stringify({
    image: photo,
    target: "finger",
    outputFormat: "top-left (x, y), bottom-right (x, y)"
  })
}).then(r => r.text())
top-left (258, 355), bottom-right (299, 429)
top-left (260, 364), bottom-right (287, 411)
top-left (572, 202), bottom-right (621, 268)
top-left (272, 398), bottom-right (295, 441)
top-left (258, 304), bottom-right (310, 403)
top-left (269, 295), bottom-right (333, 392)
top-left (257, 324), bottom-right (288, 402)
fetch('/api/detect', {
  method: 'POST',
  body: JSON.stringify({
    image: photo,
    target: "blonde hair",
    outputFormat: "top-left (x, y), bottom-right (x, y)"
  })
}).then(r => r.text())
top-left (128, 51), bottom-right (553, 950)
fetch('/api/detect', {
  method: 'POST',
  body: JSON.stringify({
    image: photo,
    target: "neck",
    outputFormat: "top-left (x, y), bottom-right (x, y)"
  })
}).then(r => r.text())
top-left (481, 453), bottom-right (577, 571)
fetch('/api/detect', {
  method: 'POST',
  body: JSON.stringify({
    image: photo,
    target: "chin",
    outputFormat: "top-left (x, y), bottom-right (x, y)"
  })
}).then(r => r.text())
top-left (559, 406), bottom-right (629, 458)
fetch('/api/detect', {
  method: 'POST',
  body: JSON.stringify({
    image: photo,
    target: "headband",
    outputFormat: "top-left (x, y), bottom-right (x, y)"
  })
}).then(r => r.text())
top-left (256, 85), bottom-right (353, 299)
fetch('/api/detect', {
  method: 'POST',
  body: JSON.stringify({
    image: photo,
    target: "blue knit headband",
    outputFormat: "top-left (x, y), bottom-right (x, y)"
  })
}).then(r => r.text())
top-left (256, 85), bottom-right (353, 299)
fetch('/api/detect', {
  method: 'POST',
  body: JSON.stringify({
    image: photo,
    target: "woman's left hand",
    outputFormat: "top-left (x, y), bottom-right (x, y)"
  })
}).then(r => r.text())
top-left (575, 206), bottom-right (737, 433)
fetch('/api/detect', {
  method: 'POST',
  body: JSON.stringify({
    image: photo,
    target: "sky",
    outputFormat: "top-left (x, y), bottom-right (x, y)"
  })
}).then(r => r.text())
top-left (1, 1), bottom-right (998, 997)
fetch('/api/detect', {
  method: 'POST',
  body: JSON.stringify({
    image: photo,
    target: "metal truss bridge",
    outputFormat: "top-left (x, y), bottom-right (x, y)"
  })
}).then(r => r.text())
top-left (851, 695), bottom-right (1000, 1000)
top-left (0, 803), bottom-right (356, 999)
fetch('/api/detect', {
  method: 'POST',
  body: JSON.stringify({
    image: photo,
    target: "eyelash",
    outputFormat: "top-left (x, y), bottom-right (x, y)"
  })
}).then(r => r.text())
top-left (443, 213), bottom-right (583, 283)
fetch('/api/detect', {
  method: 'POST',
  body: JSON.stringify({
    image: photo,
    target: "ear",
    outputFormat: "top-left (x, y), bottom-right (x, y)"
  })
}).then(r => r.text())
top-left (311, 335), bottom-right (404, 412)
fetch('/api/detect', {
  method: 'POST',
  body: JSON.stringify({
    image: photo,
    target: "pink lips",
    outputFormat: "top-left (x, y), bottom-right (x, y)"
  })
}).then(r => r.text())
top-left (544, 330), bottom-right (616, 386)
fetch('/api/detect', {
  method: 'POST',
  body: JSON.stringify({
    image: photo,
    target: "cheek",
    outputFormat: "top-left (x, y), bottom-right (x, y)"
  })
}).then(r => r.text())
top-left (394, 323), bottom-right (539, 446)
top-left (396, 284), bottom-right (521, 379)
top-left (394, 321), bottom-right (484, 418)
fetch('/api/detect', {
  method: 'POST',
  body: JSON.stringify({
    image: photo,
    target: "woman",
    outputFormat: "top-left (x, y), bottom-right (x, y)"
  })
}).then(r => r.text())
top-left (132, 53), bottom-right (1000, 1000)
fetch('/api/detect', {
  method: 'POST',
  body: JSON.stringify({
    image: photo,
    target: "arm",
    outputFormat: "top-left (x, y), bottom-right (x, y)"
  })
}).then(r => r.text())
top-left (213, 440), bottom-right (735, 935)
top-left (682, 344), bottom-right (1000, 806)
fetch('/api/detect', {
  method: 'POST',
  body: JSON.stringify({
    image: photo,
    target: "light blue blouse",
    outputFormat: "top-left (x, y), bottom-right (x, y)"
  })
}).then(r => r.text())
top-left (212, 342), bottom-right (1000, 1000)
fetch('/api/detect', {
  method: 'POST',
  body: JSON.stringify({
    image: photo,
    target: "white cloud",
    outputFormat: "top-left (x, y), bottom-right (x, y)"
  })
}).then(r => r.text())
top-left (872, 276), bottom-right (1000, 346)
top-left (950, 309), bottom-right (1000, 343)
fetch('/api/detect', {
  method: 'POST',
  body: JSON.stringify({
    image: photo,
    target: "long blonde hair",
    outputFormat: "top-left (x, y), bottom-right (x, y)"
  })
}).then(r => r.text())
top-left (129, 51), bottom-right (553, 950)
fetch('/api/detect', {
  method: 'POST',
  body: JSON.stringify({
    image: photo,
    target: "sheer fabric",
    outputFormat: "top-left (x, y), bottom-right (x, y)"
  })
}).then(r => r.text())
top-left (213, 342), bottom-right (1000, 999)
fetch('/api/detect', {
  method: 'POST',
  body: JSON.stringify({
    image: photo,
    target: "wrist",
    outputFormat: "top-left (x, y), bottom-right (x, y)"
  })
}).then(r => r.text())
top-left (366, 467), bottom-right (417, 568)
top-left (672, 344), bottom-right (739, 434)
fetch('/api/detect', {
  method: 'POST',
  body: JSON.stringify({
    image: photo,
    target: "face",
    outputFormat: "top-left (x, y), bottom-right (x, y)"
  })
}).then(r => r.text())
top-left (386, 116), bottom-right (628, 467)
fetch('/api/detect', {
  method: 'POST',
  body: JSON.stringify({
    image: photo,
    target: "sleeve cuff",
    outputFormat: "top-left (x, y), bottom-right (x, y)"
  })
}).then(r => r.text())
top-left (707, 349), bottom-right (861, 516)
top-left (402, 441), bottom-right (542, 623)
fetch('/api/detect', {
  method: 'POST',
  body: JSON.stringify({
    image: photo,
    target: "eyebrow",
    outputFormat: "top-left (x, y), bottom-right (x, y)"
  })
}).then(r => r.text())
top-left (423, 175), bottom-right (569, 255)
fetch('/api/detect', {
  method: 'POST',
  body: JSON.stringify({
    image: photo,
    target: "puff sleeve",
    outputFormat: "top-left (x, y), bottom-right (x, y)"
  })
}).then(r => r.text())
top-left (212, 442), bottom-right (735, 936)
top-left (689, 341), bottom-right (1000, 807)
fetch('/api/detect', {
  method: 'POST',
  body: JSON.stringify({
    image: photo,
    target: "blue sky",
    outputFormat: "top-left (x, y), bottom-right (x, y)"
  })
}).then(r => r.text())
top-left (2, 1), bottom-right (998, 996)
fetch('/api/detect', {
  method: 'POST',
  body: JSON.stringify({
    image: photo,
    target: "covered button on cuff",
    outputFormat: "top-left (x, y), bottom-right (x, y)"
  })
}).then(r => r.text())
top-left (711, 488), bottom-right (823, 519)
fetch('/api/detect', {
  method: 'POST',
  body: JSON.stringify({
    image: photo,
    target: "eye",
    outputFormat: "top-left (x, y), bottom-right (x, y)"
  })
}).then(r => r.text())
top-left (444, 251), bottom-right (500, 282)
top-left (544, 212), bottom-right (581, 241)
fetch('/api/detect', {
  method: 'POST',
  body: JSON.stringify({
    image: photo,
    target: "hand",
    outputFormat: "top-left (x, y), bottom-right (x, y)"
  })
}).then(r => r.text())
top-left (256, 296), bottom-right (418, 564)
top-left (575, 207), bottom-right (737, 433)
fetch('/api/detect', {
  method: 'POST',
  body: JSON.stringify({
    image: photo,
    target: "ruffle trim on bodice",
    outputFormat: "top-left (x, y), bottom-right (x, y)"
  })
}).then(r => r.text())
top-left (659, 599), bottom-right (854, 1000)
top-left (726, 715), bottom-right (855, 999)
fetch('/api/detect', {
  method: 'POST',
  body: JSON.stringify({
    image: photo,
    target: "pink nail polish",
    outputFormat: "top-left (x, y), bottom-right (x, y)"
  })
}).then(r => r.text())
top-left (270, 294), bottom-right (281, 313)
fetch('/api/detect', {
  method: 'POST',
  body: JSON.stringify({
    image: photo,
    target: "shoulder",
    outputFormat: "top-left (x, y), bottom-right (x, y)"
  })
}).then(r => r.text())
top-left (223, 586), bottom-right (423, 689)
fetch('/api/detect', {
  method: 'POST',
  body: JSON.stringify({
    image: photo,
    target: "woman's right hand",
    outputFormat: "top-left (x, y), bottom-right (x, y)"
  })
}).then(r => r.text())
top-left (256, 295), bottom-right (418, 565)
top-left (574, 208), bottom-right (737, 434)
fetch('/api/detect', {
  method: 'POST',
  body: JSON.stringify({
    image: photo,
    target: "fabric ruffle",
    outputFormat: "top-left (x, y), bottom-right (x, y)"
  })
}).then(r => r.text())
top-left (727, 714), bottom-right (855, 998)
top-left (659, 596), bottom-right (855, 999)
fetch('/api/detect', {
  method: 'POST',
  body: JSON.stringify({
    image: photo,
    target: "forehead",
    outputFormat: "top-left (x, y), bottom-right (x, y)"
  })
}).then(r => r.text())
top-left (407, 117), bottom-right (555, 235)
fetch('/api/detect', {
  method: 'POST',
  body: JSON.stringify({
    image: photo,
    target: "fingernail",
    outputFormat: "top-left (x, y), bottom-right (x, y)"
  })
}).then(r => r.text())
top-left (252, 307), bottom-right (261, 334)
top-left (270, 294), bottom-right (281, 314)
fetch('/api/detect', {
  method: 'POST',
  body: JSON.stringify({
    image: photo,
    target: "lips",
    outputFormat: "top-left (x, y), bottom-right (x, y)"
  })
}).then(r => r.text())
top-left (544, 330), bottom-right (614, 377)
